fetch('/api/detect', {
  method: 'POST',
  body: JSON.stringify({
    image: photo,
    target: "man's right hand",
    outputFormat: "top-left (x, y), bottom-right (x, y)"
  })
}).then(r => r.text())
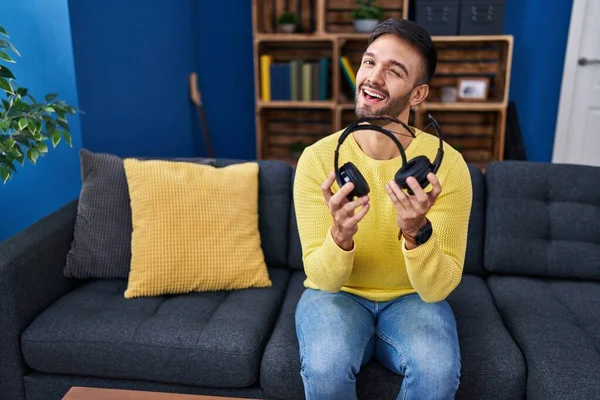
top-left (321, 171), bottom-right (370, 251)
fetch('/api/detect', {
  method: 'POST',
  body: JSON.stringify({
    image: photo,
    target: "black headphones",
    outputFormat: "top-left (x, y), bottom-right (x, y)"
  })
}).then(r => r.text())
top-left (334, 114), bottom-right (444, 200)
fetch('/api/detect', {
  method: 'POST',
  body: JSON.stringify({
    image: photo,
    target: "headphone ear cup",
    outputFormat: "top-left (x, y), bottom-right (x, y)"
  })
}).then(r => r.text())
top-left (339, 162), bottom-right (370, 200)
top-left (394, 156), bottom-right (433, 194)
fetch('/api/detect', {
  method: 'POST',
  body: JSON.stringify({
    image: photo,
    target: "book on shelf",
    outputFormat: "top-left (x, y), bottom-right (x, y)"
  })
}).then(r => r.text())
top-left (260, 56), bottom-right (330, 102)
top-left (339, 56), bottom-right (356, 93)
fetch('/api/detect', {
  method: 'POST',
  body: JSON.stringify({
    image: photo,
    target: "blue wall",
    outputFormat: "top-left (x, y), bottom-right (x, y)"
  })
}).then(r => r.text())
top-left (68, 0), bottom-right (257, 160)
top-left (68, 0), bottom-right (198, 158)
top-left (193, 0), bottom-right (256, 160)
top-left (503, 0), bottom-right (573, 162)
top-left (0, 0), bottom-right (83, 242)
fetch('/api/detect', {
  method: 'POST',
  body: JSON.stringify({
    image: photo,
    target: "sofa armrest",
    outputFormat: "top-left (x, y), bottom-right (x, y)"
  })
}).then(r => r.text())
top-left (0, 200), bottom-right (80, 400)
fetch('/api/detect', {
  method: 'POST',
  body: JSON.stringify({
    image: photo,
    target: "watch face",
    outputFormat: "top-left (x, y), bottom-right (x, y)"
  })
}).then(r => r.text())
top-left (416, 222), bottom-right (433, 244)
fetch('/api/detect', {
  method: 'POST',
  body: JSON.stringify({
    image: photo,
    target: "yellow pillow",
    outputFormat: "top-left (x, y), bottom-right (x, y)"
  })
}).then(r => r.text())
top-left (122, 159), bottom-right (271, 299)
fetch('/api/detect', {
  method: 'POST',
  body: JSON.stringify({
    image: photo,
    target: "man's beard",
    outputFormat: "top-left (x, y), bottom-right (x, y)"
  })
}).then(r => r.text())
top-left (355, 83), bottom-right (412, 127)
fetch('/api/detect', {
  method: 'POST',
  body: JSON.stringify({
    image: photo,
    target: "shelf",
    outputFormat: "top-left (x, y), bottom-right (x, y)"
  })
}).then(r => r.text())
top-left (431, 35), bottom-right (513, 43)
top-left (255, 33), bottom-right (515, 42)
top-left (255, 34), bottom-right (334, 43)
top-left (258, 101), bottom-right (335, 109)
top-left (415, 102), bottom-right (506, 111)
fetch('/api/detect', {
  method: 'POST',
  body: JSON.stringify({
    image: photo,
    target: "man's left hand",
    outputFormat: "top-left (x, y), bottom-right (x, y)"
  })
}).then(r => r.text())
top-left (385, 173), bottom-right (442, 237)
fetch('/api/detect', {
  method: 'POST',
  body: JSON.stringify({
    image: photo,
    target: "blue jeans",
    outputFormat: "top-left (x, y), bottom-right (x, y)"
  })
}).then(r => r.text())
top-left (295, 289), bottom-right (461, 400)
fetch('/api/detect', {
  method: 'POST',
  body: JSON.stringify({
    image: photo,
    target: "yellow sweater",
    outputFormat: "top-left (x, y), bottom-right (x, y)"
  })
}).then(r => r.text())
top-left (293, 126), bottom-right (473, 303)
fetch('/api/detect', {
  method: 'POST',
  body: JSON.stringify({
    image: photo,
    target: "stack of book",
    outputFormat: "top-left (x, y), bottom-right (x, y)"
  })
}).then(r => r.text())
top-left (260, 56), bottom-right (330, 101)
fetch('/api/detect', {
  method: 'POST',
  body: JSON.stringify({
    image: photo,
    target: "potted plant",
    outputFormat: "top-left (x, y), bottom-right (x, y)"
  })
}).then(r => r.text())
top-left (0, 25), bottom-right (78, 184)
top-left (350, 0), bottom-right (383, 33)
top-left (278, 11), bottom-right (297, 33)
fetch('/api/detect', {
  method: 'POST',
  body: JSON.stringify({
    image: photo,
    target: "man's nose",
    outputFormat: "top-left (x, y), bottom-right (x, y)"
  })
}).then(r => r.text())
top-left (368, 66), bottom-right (385, 86)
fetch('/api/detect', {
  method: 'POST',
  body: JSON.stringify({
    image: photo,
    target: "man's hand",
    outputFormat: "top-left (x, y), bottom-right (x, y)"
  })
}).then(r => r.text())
top-left (321, 171), bottom-right (370, 251)
top-left (385, 173), bottom-right (442, 238)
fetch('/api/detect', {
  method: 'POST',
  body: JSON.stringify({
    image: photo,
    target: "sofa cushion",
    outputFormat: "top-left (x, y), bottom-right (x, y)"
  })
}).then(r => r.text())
top-left (288, 169), bottom-right (304, 270)
top-left (487, 276), bottom-right (600, 399)
top-left (287, 164), bottom-right (486, 275)
top-left (64, 149), bottom-right (215, 279)
top-left (123, 159), bottom-right (271, 298)
top-left (260, 272), bottom-right (525, 400)
top-left (216, 158), bottom-right (292, 269)
top-left (463, 164), bottom-right (486, 276)
top-left (484, 161), bottom-right (600, 279)
top-left (21, 268), bottom-right (289, 388)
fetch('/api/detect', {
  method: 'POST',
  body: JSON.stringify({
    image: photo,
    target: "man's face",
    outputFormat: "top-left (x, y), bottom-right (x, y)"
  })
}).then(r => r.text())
top-left (355, 34), bottom-right (425, 122)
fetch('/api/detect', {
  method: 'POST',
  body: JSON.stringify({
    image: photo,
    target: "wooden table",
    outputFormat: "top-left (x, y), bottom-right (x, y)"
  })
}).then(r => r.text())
top-left (62, 387), bottom-right (259, 400)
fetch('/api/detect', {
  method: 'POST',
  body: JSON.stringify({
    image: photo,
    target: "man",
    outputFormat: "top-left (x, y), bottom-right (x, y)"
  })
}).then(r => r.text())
top-left (293, 18), bottom-right (473, 400)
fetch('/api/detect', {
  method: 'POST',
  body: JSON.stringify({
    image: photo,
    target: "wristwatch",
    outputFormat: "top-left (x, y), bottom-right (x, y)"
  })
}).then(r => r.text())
top-left (401, 219), bottom-right (433, 246)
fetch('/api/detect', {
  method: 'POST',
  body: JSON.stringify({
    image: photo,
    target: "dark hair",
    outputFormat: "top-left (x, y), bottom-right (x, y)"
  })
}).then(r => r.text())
top-left (368, 18), bottom-right (437, 85)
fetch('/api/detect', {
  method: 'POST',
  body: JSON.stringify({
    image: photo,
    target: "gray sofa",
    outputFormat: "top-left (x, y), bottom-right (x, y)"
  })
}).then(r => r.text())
top-left (1, 157), bottom-right (599, 400)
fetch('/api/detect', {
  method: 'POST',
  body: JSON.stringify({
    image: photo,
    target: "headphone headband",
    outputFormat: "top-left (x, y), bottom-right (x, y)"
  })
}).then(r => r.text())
top-left (334, 114), bottom-right (444, 179)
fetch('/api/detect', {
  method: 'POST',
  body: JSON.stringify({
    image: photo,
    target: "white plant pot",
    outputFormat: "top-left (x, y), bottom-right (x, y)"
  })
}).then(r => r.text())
top-left (353, 19), bottom-right (379, 33)
top-left (279, 24), bottom-right (296, 33)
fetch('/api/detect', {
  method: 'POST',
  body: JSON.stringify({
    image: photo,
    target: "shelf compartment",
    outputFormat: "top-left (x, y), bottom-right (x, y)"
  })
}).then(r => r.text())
top-left (259, 108), bottom-right (334, 162)
top-left (253, 0), bottom-right (319, 34)
top-left (258, 40), bottom-right (334, 103)
top-left (417, 109), bottom-right (504, 166)
top-left (324, 0), bottom-right (408, 33)
top-left (426, 37), bottom-right (512, 104)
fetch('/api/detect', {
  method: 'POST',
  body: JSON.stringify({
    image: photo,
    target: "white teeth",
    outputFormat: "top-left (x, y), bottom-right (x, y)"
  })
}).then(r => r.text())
top-left (364, 88), bottom-right (385, 99)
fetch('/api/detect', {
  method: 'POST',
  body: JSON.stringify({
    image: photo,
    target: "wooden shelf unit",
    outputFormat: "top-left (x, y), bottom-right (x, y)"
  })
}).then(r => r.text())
top-left (252, 0), bottom-right (513, 168)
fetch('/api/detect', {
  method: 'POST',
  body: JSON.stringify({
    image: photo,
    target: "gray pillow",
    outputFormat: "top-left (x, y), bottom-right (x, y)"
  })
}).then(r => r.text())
top-left (64, 149), bottom-right (214, 279)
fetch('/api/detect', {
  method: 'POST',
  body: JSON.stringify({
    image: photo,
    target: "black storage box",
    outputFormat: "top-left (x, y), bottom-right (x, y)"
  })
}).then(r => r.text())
top-left (459, 0), bottom-right (506, 35)
top-left (414, 0), bottom-right (460, 36)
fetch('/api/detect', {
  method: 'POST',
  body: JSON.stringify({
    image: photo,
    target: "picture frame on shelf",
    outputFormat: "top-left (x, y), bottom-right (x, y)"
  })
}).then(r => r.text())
top-left (457, 78), bottom-right (489, 101)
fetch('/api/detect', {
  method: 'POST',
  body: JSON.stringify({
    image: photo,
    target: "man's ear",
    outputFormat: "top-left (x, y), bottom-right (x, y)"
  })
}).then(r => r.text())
top-left (410, 84), bottom-right (429, 106)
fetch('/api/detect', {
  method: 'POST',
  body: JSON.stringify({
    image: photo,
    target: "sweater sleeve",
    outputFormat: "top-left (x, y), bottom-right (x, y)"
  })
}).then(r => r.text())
top-left (293, 147), bottom-right (355, 292)
top-left (401, 155), bottom-right (473, 303)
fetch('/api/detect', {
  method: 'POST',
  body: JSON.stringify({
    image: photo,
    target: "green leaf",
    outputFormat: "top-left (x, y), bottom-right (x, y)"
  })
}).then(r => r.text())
top-left (45, 93), bottom-right (58, 101)
top-left (15, 87), bottom-right (27, 96)
top-left (45, 106), bottom-right (55, 113)
top-left (8, 146), bottom-right (21, 159)
top-left (0, 65), bottom-right (15, 79)
top-left (26, 147), bottom-right (40, 164)
top-left (51, 129), bottom-right (61, 147)
top-left (36, 142), bottom-right (48, 153)
top-left (46, 120), bottom-right (56, 136)
top-left (56, 110), bottom-right (66, 120)
top-left (1, 164), bottom-right (10, 183)
top-left (56, 119), bottom-right (70, 131)
top-left (5, 159), bottom-right (16, 172)
top-left (0, 51), bottom-right (15, 63)
top-left (63, 131), bottom-right (72, 147)
top-left (18, 117), bottom-right (28, 131)
top-left (15, 151), bottom-right (24, 166)
top-left (0, 78), bottom-right (13, 94)
top-left (5, 40), bottom-right (20, 57)
top-left (0, 26), bottom-right (7, 38)
top-left (4, 138), bottom-right (15, 149)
